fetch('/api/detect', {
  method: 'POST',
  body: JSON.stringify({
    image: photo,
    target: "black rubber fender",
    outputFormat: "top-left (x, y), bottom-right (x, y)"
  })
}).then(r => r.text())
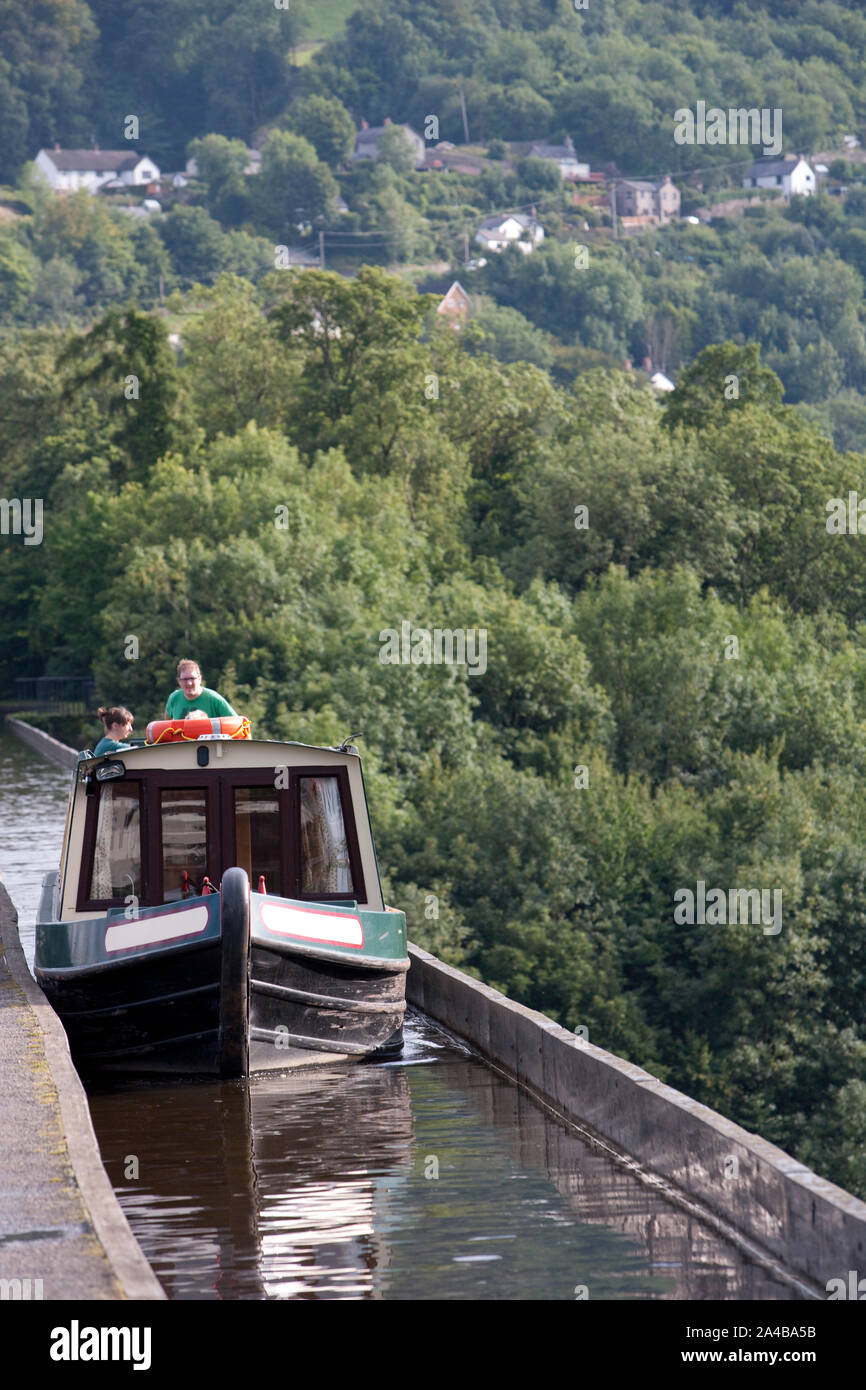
top-left (219, 867), bottom-right (250, 1077)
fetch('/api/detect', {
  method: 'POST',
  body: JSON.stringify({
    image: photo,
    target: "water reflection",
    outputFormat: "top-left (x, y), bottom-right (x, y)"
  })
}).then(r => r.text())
top-left (454, 1063), bottom-right (798, 1300)
top-left (87, 1016), bottom-right (799, 1300)
top-left (88, 1060), bottom-right (416, 1299)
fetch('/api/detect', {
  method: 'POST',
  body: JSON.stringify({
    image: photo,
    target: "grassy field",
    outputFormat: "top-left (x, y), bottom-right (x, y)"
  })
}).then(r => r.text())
top-left (305, 0), bottom-right (358, 43)
top-left (291, 44), bottom-right (323, 67)
top-left (292, 0), bottom-right (358, 67)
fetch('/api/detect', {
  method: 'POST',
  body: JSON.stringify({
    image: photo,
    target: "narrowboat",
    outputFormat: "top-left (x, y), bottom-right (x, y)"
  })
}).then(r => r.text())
top-left (34, 722), bottom-right (408, 1077)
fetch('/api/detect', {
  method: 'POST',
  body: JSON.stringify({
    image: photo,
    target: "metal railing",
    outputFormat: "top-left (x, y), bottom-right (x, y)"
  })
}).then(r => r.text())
top-left (13, 676), bottom-right (96, 714)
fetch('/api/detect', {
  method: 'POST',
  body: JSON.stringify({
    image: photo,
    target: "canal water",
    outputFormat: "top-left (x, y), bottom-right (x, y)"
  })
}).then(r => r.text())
top-left (0, 727), bottom-right (70, 967)
top-left (1, 727), bottom-right (802, 1300)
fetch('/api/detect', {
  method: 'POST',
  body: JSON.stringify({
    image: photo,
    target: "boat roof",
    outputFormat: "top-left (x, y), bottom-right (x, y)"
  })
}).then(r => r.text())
top-left (78, 737), bottom-right (361, 766)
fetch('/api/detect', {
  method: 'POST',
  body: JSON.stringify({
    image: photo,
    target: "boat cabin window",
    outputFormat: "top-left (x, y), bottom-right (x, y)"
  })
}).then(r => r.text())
top-left (161, 788), bottom-right (208, 901)
top-left (233, 786), bottom-right (281, 895)
top-left (78, 766), bottom-right (364, 910)
top-left (87, 782), bottom-right (142, 904)
top-left (299, 776), bottom-right (354, 895)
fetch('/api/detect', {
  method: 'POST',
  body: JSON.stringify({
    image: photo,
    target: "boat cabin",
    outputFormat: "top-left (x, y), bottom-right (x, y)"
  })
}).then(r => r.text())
top-left (54, 739), bottom-right (384, 922)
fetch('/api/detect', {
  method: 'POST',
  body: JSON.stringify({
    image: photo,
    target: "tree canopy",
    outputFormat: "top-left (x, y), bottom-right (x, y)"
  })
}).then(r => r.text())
top-left (6, 267), bottom-right (866, 1197)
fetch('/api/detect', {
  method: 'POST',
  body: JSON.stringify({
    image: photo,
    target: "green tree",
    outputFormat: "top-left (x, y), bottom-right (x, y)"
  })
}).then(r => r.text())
top-left (157, 206), bottom-right (230, 288)
top-left (0, 0), bottom-right (97, 182)
top-left (269, 266), bottom-right (436, 465)
top-left (30, 255), bottom-right (83, 324)
top-left (485, 83), bottom-right (554, 141)
top-left (283, 95), bottom-right (356, 167)
top-left (467, 299), bottom-right (555, 369)
top-left (663, 341), bottom-right (784, 432)
top-left (179, 274), bottom-right (299, 436)
top-left (367, 173), bottom-right (432, 263)
top-left (128, 222), bottom-right (172, 306)
top-left (799, 392), bottom-right (866, 454)
top-left (515, 155), bottom-right (562, 194)
top-left (482, 241), bottom-right (645, 355)
top-left (0, 234), bottom-right (37, 318)
top-left (509, 368), bottom-right (738, 592)
top-left (59, 307), bottom-right (184, 482)
top-left (187, 134), bottom-right (249, 192)
top-left (198, 0), bottom-right (310, 137)
top-left (556, 75), bottom-right (661, 167)
top-left (28, 192), bottom-right (143, 307)
top-left (375, 124), bottom-right (418, 175)
top-left (186, 134), bottom-right (250, 223)
top-left (255, 130), bottom-right (338, 237)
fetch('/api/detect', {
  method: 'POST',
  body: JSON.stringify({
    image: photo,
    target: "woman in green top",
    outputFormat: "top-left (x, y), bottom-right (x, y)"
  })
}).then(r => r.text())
top-left (165, 659), bottom-right (237, 720)
top-left (93, 706), bottom-right (135, 756)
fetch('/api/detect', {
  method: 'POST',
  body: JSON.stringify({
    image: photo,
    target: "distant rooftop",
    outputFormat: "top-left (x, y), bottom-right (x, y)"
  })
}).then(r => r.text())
top-left (745, 155), bottom-right (803, 176)
top-left (356, 123), bottom-right (421, 144)
top-left (478, 212), bottom-right (537, 231)
top-left (529, 137), bottom-right (578, 160)
top-left (40, 149), bottom-right (144, 172)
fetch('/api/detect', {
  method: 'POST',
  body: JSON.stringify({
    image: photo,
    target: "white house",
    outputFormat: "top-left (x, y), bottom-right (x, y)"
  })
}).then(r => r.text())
top-left (650, 371), bottom-right (675, 392)
top-left (34, 148), bottom-right (160, 193)
top-left (743, 155), bottom-right (815, 198)
top-left (527, 136), bottom-right (589, 180)
top-left (475, 213), bottom-right (544, 254)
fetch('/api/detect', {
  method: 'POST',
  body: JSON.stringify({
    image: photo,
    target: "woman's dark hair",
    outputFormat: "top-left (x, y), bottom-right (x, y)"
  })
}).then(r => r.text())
top-left (98, 706), bottom-right (133, 729)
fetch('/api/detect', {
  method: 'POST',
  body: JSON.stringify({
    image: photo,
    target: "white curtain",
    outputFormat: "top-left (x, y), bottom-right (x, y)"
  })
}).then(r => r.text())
top-left (301, 778), bottom-right (351, 893)
top-left (90, 787), bottom-right (140, 900)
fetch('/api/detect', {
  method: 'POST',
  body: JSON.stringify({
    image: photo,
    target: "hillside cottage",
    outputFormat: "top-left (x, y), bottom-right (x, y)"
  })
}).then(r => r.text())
top-left (527, 136), bottom-right (589, 180)
top-left (743, 155), bottom-right (815, 198)
top-left (353, 119), bottom-right (425, 168)
top-left (437, 281), bottom-right (471, 325)
top-left (615, 175), bottom-right (680, 226)
top-left (35, 147), bottom-right (160, 193)
top-left (475, 213), bottom-right (544, 254)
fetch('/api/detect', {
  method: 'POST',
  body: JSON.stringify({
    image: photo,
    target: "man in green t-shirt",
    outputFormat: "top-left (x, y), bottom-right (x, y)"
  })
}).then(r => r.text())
top-left (165, 659), bottom-right (237, 720)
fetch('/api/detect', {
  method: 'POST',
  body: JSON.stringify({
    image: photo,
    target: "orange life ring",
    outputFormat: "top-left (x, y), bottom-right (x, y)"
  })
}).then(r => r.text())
top-left (145, 716), bottom-right (251, 744)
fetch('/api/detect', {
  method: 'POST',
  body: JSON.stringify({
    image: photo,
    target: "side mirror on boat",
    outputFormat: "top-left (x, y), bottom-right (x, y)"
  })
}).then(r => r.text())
top-left (95, 760), bottom-right (126, 782)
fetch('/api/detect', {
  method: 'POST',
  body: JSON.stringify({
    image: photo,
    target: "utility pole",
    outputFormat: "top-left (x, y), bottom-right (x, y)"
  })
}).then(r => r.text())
top-left (459, 85), bottom-right (470, 145)
top-left (610, 181), bottom-right (618, 240)
top-left (463, 230), bottom-right (469, 266)
top-left (319, 229), bottom-right (325, 269)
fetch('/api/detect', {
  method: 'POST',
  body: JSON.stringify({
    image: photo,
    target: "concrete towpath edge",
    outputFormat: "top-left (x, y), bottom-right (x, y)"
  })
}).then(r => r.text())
top-left (0, 882), bottom-right (165, 1301)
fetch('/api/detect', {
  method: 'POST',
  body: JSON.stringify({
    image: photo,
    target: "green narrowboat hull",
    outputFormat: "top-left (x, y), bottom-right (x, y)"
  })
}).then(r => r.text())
top-left (35, 871), bottom-right (408, 1077)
